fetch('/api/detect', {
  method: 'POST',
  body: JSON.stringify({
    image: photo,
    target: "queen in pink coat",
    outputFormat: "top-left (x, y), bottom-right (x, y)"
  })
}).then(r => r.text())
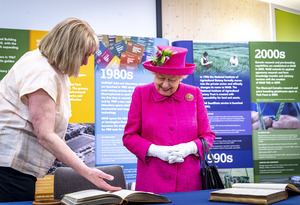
top-left (123, 45), bottom-right (216, 194)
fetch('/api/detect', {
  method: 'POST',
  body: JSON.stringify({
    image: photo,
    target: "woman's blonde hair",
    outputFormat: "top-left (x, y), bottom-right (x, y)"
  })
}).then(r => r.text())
top-left (38, 17), bottom-right (99, 77)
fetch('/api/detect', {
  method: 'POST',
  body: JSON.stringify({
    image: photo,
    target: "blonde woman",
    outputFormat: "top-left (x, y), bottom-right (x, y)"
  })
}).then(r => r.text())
top-left (0, 18), bottom-right (121, 202)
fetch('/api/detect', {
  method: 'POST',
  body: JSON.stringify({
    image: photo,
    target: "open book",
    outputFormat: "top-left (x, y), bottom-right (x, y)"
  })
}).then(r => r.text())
top-left (210, 183), bottom-right (300, 205)
top-left (61, 189), bottom-right (171, 205)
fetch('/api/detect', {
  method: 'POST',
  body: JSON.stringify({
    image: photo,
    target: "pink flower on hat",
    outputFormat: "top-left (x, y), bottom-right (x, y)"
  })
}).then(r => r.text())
top-left (164, 56), bottom-right (170, 64)
top-left (150, 47), bottom-right (175, 67)
top-left (150, 61), bottom-right (157, 66)
top-left (156, 50), bottom-right (162, 59)
top-left (142, 45), bottom-right (196, 76)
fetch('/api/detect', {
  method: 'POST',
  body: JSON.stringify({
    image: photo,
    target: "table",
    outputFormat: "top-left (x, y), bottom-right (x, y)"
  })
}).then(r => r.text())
top-left (152, 189), bottom-right (300, 205)
top-left (1, 189), bottom-right (300, 205)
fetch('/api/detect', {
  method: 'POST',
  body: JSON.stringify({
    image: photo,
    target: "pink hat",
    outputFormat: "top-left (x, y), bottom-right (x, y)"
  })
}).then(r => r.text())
top-left (142, 45), bottom-right (196, 75)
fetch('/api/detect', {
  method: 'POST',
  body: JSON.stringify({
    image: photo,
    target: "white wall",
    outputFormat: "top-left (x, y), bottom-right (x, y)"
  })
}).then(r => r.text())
top-left (0, 0), bottom-right (157, 37)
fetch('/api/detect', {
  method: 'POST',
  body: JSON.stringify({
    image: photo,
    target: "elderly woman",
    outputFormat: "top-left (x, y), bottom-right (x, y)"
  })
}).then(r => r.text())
top-left (123, 45), bottom-right (216, 194)
top-left (0, 18), bottom-right (121, 202)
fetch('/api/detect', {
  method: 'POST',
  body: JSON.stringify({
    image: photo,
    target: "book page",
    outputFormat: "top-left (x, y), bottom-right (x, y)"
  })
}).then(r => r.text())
top-left (109, 189), bottom-right (171, 203)
top-left (232, 183), bottom-right (288, 190)
top-left (109, 189), bottom-right (146, 199)
top-left (65, 189), bottom-right (121, 202)
top-left (212, 188), bottom-right (284, 196)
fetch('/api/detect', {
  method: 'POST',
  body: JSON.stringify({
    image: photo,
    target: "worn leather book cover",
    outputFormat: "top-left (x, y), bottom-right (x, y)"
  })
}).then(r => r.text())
top-left (210, 183), bottom-right (300, 205)
top-left (61, 189), bottom-right (171, 205)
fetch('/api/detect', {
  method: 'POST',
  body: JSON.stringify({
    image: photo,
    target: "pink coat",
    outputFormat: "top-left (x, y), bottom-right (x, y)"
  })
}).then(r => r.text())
top-left (123, 82), bottom-right (215, 193)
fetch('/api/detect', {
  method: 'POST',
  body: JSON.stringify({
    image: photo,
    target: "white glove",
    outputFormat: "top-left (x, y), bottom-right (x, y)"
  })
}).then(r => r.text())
top-left (168, 154), bottom-right (184, 164)
top-left (147, 144), bottom-right (175, 162)
top-left (171, 141), bottom-right (198, 158)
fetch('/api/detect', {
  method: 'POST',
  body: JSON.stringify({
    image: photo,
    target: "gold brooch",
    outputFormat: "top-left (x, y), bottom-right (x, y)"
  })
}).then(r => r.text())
top-left (185, 93), bottom-right (194, 101)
